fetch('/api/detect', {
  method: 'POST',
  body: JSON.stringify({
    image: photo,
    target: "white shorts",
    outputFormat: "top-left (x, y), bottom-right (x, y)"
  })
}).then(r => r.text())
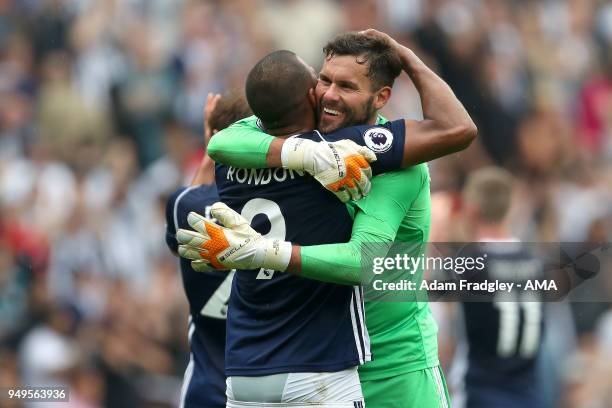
top-left (226, 367), bottom-right (364, 407)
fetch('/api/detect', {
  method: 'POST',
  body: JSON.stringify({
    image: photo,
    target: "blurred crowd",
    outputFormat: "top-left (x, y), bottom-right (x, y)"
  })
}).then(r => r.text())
top-left (0, 0), bottom-right (611, 407)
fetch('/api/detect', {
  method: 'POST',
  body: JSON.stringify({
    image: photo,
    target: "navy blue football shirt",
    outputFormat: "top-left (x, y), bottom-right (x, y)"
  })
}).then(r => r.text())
top-left (215, 119), bottom-right (406, 376)
top-left (166, 184), bottom-right (229, 407)
top-left (458, 242), bottom-right (546, 408)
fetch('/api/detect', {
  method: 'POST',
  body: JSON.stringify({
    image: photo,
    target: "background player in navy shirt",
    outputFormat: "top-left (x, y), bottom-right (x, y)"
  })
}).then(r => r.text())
top-left (448, 167), bottom-right (546, 408)
top-left (165, 92), bottom-right (252, 408)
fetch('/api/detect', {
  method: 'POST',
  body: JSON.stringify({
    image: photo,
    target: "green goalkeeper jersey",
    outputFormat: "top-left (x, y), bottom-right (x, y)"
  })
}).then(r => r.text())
top-left (207, 116), bottom-right (439, 380)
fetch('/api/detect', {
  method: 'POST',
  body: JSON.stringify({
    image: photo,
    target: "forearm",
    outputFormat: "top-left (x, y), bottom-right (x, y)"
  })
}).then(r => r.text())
top-left (400, 47), bottom-right (474, 132)
top-left (300, 242), bottom-right (363, 285)
top-left (266, 138), bottom-right (284, 167)
top-left (206, 123), bottom-right (287, 168)
top-left (344, 30), bottom-right (477, 167)
top-left (285, 170), bottom-right (419, 285)
top-left (207, 126), bottom-right (275, 168)
top-left (190, 154), bottom-right (215, 186)
top-left (395, 47), bottom-right (477, 166)
top-left (290, 232), bottom-right (386, 286)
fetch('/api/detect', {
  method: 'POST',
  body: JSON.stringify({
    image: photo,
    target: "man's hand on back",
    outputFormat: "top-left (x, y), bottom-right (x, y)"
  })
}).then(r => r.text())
top-left (281, 138), bottom-right (377, 202)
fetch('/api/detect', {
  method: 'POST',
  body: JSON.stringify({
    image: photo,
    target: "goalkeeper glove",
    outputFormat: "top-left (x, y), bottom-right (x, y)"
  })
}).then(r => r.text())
top-left (176, 202), bottom-right (291, 272)
top-left (281, 138), bottom-right (376, 202)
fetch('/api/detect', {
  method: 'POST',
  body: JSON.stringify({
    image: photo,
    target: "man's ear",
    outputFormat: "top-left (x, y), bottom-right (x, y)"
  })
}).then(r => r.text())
top-left (308, 87), bottom-right (317, 109)
top-left (373, 86), bottom-right (392, 110)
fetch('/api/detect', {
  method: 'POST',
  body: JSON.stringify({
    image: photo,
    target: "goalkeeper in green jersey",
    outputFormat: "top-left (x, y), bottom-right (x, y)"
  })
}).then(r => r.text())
top-left (181, 29), bottom-right (476, 407)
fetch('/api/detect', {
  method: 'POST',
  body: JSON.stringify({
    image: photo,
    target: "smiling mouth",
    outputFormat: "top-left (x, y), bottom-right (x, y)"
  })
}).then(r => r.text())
top-left (323, 107), bottom-right (341, 117)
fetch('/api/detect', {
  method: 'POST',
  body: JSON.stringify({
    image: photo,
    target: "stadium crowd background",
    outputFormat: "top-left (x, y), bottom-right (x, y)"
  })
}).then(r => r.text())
top-left (0, 0), bottom-right (611, 406)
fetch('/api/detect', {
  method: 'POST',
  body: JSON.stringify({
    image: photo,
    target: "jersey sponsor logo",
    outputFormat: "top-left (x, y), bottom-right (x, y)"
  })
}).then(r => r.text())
top-left (363, 127), bottom-right (393, 153)
top-left (226, 167), bottom-right (305, 185)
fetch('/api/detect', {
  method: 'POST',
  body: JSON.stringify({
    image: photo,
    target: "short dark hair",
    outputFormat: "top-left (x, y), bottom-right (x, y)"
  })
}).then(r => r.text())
top-left (207, 90), bottom-right (252, 132)
top-left (245, 50), bottom-right (315, 129)
top-left (323, 32), bottom-right (402, 90)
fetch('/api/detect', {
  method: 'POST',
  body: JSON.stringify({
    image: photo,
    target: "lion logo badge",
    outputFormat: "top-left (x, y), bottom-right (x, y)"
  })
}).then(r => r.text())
top-left (363, 127), bottom-right (393, 153)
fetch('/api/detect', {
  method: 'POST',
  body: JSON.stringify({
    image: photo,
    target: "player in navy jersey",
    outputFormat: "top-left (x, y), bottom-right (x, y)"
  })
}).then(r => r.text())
top-left (164, 92), bottom-right (252, 407)
top-left (180, 50), bottom-right (408, 406)
top-left (211, 50), bottom-right (409, 406)
top-left (450, 167), bottom-right (546, 408)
